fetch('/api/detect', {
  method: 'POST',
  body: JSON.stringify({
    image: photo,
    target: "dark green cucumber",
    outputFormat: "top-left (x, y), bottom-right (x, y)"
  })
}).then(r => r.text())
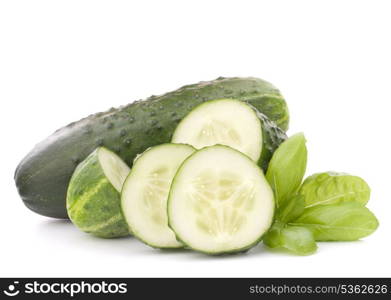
top-left (15, 77), bottom-right (289, 219)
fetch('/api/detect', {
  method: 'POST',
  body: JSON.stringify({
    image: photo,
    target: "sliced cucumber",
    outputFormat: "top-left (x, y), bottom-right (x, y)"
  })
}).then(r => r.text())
top-left (66, 147), bottom-right (130, 238)
top-left (172, 99), bottom-right (263, 162)
top-left (121, 144), bottom-right (196, 248)
top-left (168, 145), bottom-right (274, 254)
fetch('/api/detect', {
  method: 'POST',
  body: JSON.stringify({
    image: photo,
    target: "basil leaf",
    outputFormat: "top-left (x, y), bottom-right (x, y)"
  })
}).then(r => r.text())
top-left (266, 133), bottom-right (307, 207)
top-left (263, 222), bottom-right (284, 248)
top-left (263, 222), bottom-right (317, 255)
top-left (299, 172), bottom-right (370, 208)
top-left (291, 202), bottom-right (379, 241)
top-left (277, 194), bottom-right (305, 223)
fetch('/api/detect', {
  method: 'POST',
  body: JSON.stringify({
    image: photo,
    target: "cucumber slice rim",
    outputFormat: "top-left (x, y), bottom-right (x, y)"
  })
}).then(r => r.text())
top-left (171, 98), bottom-right (263, 163)
top-left (121, 143), bottom-right (196, 249)
top-left (167, 144), bottom-right (275, 255)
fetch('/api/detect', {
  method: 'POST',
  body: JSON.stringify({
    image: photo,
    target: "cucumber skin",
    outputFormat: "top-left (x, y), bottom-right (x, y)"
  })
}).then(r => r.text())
top-left (67, 148), bottom-right (129, 238)
top-left (15, 77), bottom-right (288, 219)
top-left (257, 111), bottom-right (288, 171)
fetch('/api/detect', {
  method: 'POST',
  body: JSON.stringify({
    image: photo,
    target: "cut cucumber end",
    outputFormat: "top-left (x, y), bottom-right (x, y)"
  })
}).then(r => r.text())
top-left (98, 147), bottom-right (131, 193)
top-left (121, 143), bottom-right (196, 248)
top-left (66, 147), bottom-right (130, 238)
top-left (168, 145), bottom-right (274, 254)
top-left (172, 99), bottom-right (263, 162)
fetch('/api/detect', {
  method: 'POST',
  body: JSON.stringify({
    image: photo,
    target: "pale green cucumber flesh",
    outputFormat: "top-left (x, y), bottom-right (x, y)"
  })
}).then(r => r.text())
top-left (172, 99), bottom-right (263, 162)
top-left (121, 144), bottom-right (196, 248)
top-left (99, 147), bottom-right (131, 192)
top-left (66, 147), bottom-right (130, 238)
top-left (168, 145), bottom-right (275, 255)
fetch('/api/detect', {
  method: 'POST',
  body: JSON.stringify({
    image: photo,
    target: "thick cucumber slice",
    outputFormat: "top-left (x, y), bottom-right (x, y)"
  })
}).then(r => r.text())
top-left (172, 99), bottom-right (263, 162)
top-left (168, 145), bottom-right (274, 254)
top-left (66, 147), bottom-right (130, 238)
top-left (121, 144), bottom-right (196, 248)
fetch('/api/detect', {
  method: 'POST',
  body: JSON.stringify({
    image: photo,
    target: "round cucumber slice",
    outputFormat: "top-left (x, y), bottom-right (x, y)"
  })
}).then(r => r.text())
top-left (66, 147), bottom-right (130, 238)
top-left (121, 143), bottom-right (196, 248)
top-left (172, 99), bottom-right (263, 162)
top-left (168, 145), bottom-right (274, 254)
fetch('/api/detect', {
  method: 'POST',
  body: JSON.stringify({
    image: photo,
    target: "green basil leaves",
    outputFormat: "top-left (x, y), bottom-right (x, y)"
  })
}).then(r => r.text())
top-left (299, 172), bottom-right (370, 208)
top-left (266, 133), bottom-right (307, 208)
top-left (263, 133), bottom-right (378, 255)
top-left (291, 202), bottom-right (379, 241)
top-left (263, 222), bottom-right (317, 255)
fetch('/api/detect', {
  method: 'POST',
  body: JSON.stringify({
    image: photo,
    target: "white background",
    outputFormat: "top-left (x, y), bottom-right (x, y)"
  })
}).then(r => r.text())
top-left (0, 0), bottom-right (390, 277)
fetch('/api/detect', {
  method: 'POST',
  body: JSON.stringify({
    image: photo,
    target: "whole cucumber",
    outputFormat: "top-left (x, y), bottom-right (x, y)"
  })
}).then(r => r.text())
top-left (14, 77), bottom-right (289, 218)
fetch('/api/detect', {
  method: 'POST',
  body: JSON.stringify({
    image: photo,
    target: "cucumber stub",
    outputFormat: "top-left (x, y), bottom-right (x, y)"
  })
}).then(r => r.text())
top-left (172, 99), bottom-right (263, 162)
top-left (168, 145), bottom-right (274, 254)
top-left (121, 144), bottom-right (196, 248)
top-left (66, 147), bottom-right (130, 238)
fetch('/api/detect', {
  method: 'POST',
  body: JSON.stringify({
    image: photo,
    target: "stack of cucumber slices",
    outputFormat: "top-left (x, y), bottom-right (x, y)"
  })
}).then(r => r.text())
top-left (67, 99), bottom-right (277, 254)
top-left (64, 87), bottom-right (378, 256)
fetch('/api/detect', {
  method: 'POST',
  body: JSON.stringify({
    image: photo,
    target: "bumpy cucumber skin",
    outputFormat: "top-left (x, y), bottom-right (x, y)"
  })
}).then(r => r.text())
top-left (67, 148), bottom-right (129, 238)
top-left (167, 145), bottom-right (275, 255)
top-left (256, 110), bottom-right (288, 171)
top-left (15, 77), bottom-right (288, 219)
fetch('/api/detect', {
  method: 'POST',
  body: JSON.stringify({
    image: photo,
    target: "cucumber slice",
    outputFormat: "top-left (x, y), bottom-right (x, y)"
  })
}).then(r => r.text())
top-left (121, 144), bottom-right (196, 248)
top-left (172, 99), bottom-right (263, 162)
top-left (67, 147), bottom-right (130, 238)
top-left (168, 145), bottom-right (274, 254)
